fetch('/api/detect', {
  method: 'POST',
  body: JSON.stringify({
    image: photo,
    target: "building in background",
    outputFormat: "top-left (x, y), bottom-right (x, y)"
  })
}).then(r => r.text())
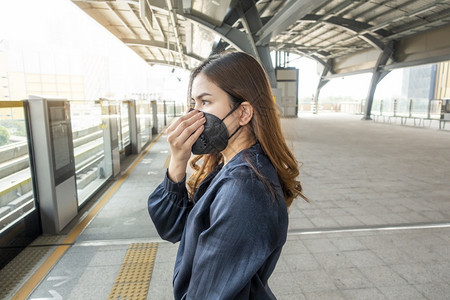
top-left (401, 61), bottom-right (450, 101)
top-left (0, 39), bottom-right (187, 102)
top-left (434, 61), bottom-right (450, 100)
top-left (0, 39), bottom-right (85, 101)
top-left (401, 64), bottom-right (436, 101)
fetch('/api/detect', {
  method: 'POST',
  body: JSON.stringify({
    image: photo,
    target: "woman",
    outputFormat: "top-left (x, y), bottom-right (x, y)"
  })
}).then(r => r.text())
top-left (148, 51), bottom-right (307, 299)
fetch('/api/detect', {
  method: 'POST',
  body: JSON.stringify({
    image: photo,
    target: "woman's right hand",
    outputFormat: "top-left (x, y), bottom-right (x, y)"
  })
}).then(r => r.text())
top-left (166, 109), bottom-right (205, 182)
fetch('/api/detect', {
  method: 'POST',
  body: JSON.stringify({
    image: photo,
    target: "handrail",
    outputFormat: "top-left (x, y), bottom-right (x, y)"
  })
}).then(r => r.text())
top-left (75, 153), bottom-right (104, 176)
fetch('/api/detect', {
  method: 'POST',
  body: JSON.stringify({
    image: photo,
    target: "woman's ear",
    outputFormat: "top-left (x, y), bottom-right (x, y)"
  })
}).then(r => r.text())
top-left (239, 102), bottom-right (253, 126)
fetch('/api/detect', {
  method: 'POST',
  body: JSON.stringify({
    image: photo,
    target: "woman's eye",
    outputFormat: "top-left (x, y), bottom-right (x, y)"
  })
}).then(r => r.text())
top-left (190, 99), bottom-right (210, 109)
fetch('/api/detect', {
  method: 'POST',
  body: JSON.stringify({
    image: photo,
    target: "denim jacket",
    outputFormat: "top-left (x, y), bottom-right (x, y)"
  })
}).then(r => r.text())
top-left (148, 144), bottom-right (288, 300)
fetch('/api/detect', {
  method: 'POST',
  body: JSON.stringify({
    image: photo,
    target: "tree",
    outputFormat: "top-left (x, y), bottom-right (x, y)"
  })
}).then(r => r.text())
top-left (0, 126), bottom-right (10, 146)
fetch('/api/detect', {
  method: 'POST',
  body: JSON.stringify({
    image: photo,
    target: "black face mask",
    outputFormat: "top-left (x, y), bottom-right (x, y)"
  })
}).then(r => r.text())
top-left (190, 105), bottom-right (241, 155)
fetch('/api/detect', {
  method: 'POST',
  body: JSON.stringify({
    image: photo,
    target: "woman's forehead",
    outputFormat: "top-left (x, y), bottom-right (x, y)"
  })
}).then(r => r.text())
top-left (191, 73), bottom-right (221, 97)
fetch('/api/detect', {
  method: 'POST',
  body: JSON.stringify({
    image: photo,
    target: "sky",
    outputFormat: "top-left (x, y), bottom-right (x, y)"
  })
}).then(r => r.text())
top-left (0, 0), bottom-right (403, 103)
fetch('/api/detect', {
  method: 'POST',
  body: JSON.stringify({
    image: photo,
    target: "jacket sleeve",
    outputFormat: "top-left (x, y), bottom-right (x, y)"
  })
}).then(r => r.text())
top-left (148, 170), bottom-right (193, 243)
top-left (186, 177), bottom-right (285, 299)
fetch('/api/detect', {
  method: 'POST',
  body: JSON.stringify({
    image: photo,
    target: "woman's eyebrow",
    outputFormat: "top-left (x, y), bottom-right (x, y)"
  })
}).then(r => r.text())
top-left (193, 92), bottom-right (212, 100)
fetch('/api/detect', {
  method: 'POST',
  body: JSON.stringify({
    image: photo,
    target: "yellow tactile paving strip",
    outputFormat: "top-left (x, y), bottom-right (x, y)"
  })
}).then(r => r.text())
top-left (108, 242), bottom-right (158, 300)
top-left (0, 246), bottom-right (55, 299)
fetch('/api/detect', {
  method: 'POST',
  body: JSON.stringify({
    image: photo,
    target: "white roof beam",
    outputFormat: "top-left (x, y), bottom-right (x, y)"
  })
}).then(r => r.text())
top-left (166, 0), bottom-right (186, 69)
top-left (130, 2), bottom-right (153, 40)
top-left (146, 59), bottom-right (183, 68)
top-left (122, 38), bottom-right (202, 63)
top-left (106, 2), bottom-right (139, 39)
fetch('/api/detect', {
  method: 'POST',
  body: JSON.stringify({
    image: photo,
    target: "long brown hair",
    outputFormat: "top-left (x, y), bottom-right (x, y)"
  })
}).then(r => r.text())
top-left (186, 51), bottom-right (308, 207)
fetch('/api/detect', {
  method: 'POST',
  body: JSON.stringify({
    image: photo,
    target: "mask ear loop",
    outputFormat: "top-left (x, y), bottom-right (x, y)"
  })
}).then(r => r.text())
top-left (228, 125), bottom-right (242, 140)
top-left (221, 102), bottom-right (241, 121)
top-left (221, 103), bottom-right (242, 140)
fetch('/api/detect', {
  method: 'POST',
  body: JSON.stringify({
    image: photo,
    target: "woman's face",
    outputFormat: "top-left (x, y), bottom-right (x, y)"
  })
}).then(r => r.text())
top-left (190, 72), bottom-right (235, 119)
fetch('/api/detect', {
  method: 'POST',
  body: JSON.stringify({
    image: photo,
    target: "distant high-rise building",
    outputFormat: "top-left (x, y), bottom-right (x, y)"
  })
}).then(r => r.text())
top-left (434, 61), bottom-right (450, 100)
top-left (401, 64), bottom-right (436, 101)
top-left (400, 61), bottom-right (450, 102)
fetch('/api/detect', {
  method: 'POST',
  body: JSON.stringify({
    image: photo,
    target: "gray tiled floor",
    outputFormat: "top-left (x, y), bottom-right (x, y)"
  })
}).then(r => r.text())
top-left (23, 113), bottom-right (450, 299)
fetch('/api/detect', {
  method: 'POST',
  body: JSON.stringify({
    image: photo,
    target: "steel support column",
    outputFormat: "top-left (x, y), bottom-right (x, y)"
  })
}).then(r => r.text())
top-left (182, 14), bottom-right (256, 57)
top-left (174, 1), bottom-right (277, 85)
top-left (313, 61), bottom-right (332, 114)
top-left (313, 80), bottom-right (330, 114)
top-left (363, 42), bottom-right (394, 120)
top-left (257, 47), bottom-right (276, 88)
top-left (236, 3), bottom-right (276, 87)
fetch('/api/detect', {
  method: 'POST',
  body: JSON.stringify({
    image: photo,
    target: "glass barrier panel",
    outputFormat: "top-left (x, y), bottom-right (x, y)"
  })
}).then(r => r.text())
top-left (166, 101), bottom-right (174, 123)
top-left (0, 101), bottom-right (36, 234)
top-left (70, 100), bottom-right (110, 207)
top-left (139, 100), bottom-right (152, 147)
top-left (152, 101), bottom-right (185, 132)
top-left (109, 100), bottom-right (122, 152)
top-left (397, 99), bottom-right (412, 115)
top-left (165, 101), bottom-right (184, 124)
top-left (157, 101), bottom-right (166, 132)
top-left (430, 100), bottom-right (442, 119)
top-left (120, 101), bottom-right (130, 151)
top-left (175, 103), bottom-right (185, 117)
top-left (410, 99), bottom-right (430, 117)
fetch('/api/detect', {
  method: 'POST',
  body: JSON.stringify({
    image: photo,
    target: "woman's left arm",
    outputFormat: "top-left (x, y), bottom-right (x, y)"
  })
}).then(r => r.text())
top-left (186, 177), bottom-right (286, 299)
top-left (148, 172), bottom-right (192, 243)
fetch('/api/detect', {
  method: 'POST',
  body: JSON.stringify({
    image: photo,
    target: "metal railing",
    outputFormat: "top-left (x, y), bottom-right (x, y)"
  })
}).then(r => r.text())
top-left (370, 98), bottom-right (447, 129)
top-left (371, 98), bottom-right (442, 118)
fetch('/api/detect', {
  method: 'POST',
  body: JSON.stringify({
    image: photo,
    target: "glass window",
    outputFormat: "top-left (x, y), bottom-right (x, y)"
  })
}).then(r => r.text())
top-left (0, 102), bottom-right (36, 234)
top-left (70, 101), bottom-right (108, 206)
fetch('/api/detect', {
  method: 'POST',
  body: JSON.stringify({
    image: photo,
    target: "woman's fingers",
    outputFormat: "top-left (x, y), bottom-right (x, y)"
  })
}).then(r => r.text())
top-left (178, 115), bottom-right (205, 144)
top-left (185, 123), bottom-right (204, 145)
top-left (168, 111), bottom-right (204, 146)
top-left (166, 108), bottom-right (198, 135)
top-left (167, 110), bottom-right (205, 165)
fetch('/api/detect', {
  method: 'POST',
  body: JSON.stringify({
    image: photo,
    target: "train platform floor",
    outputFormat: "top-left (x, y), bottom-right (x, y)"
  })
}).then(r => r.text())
top-left (2, 112), bottom-right (450, 299)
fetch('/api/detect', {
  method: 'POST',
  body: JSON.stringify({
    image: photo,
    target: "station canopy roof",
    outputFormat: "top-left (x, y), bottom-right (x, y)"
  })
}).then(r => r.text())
top-left (72, 0), bottom-right (450, 74)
